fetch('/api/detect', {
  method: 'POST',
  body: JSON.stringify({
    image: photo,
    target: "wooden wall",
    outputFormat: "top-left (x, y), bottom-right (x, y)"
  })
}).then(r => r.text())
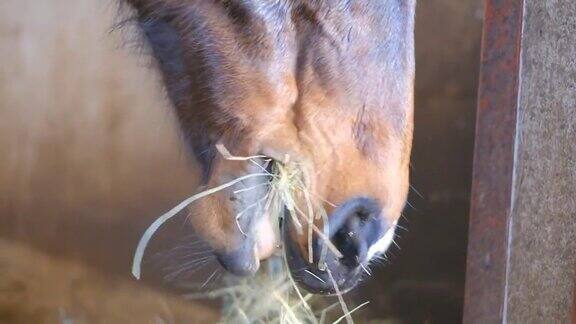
top-left (0, 0), bottom-right (483, 322)
top-left (0, 0), bottom-right (200, 275)
top-left (506, 1), bottom-right (576, 321)
top-left (0, 1), bottom-right (212, 321)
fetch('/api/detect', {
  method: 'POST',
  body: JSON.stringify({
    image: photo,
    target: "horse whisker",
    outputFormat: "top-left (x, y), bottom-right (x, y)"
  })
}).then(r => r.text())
top-left (405, 200), bottom-right (416, 210)
top-left (164, 258), bottom-right (214, 281)
top-left (395, 224), bottom-right (408, 232)
top-left (163, 256), bottom-right (213, 273)
top-left (304, 270), bottom-right (326, 283)
top-left (392, 238), bottom-right (401, 250)
top-left (200, 269), bottom-right (220, 289)
top-left (409, 184), bottom-right (424, 199)
top-left (360, 263), bottom-right (372, 276)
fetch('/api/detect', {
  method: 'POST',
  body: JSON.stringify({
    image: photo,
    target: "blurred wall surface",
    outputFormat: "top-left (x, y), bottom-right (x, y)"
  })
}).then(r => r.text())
top-left (0, 0), bottom-right (482, 323)
top-left (0, 0), bottom-right (210, 322)
top-left (0, 0), bottom-right (200, 272)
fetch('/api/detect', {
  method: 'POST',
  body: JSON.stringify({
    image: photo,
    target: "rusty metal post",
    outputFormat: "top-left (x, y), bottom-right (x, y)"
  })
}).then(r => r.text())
top-left (465, 0), bottom-right (576, 322)
top-left (463, 1), bottom-right (524, 323)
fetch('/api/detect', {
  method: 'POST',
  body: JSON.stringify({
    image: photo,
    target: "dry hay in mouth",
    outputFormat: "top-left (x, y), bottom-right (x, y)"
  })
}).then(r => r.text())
top-left (185, 257), bottom-right (369, 324)
top-left (131, 144), bottom-right (368, 323)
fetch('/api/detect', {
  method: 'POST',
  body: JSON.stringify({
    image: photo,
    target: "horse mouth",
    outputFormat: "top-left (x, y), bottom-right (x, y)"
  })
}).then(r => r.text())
top-left (208, 154), bottom-right (387, 295)
top-left (281, 214), bottom-right (363, 295)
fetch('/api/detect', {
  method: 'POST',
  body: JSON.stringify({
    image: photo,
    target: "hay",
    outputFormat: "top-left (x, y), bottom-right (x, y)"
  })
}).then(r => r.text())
top-left (201, 257), bottom-right (319, 324)
top-left (131, 172), bottom-right (270, 280)
top-left (131, 144), bottom-right (367, 323)
top-left (186, 256), bottom-right (369, 324)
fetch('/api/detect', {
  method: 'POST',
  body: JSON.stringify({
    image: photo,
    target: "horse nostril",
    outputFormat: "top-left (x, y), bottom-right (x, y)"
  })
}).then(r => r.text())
top-left (327, 197), bottom-right (385, 268)
top-left (332, 227), bottom-right (361, 268)
top-left (284, 197), bottom-right (386, 294)
top-left (215, 245), bottom-right (259, 277)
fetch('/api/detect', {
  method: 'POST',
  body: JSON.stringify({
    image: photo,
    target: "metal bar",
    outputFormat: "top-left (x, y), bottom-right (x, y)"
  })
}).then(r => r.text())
top-left (463, 0), bottom-right (524, 323)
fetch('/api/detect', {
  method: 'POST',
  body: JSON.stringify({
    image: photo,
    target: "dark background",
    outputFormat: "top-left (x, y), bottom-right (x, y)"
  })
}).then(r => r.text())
top-left (0, 0), bottom-right (482, 322)
top-left (359, 1), bottom-right (482, 322)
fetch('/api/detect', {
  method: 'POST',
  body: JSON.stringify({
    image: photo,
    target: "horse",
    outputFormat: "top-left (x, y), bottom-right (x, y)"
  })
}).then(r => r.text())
top-left (123, 0), bottom-right (415, 294)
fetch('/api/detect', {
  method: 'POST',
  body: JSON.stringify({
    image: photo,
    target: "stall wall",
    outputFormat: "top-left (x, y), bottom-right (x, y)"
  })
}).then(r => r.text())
top-left (0, 0), bottom-right (199, 273)
top-left (0, 0), bottom-right (482, 322)
top-left (506, 1), bottom-right (576, 322)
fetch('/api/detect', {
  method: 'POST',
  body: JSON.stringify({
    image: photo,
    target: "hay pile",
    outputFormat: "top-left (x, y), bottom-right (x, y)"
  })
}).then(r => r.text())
top-left (131, 145), bottom-right (368, 323)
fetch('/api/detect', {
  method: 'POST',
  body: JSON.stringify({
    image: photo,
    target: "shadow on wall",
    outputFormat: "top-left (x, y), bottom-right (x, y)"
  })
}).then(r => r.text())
top-left (0, 0), bottom-right (482, 323)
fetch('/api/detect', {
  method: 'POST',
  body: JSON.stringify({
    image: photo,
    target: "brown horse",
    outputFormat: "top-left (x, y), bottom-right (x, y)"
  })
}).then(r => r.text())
top-left (124, 0), bottom-right (415, 294)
